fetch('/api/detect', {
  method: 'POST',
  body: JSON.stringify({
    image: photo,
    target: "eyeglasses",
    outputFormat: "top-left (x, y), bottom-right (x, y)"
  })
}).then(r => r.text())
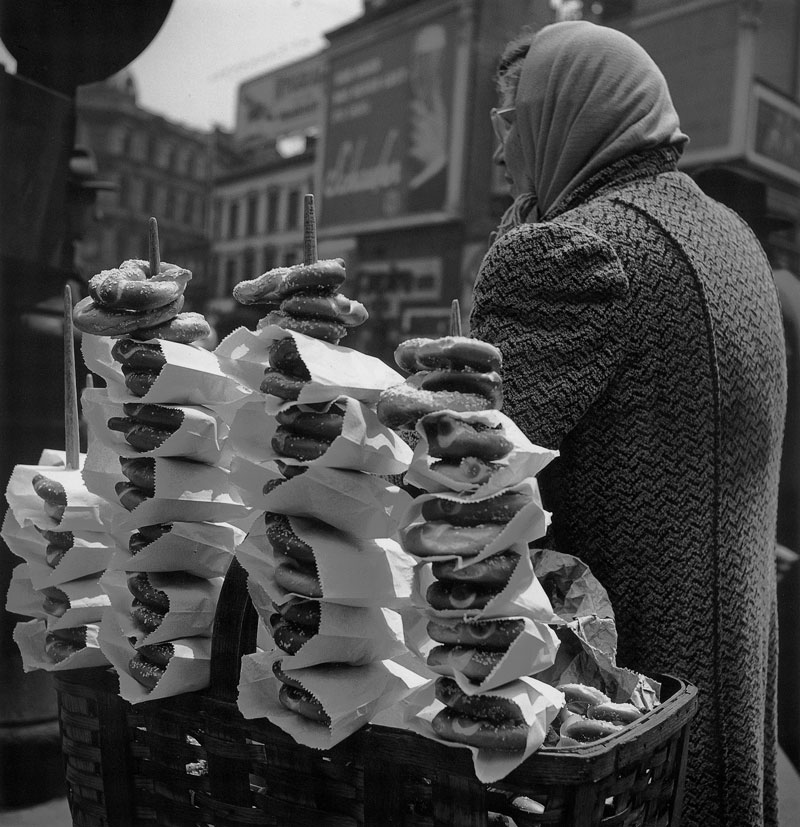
top-left (491, 106), bottom-right (516, 143)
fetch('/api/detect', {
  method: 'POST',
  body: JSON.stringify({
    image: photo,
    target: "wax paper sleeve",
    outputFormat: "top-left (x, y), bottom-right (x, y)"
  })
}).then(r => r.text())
top-left (469, 221), bottom-right (630, 449)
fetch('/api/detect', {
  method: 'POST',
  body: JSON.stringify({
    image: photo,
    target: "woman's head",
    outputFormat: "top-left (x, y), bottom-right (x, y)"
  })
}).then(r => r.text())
top-left (494, 21), bottom-right (688, 219)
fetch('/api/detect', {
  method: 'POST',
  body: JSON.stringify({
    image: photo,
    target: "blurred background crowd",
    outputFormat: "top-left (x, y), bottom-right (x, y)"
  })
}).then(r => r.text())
top-left (1, 0), bottom-right (800, 815)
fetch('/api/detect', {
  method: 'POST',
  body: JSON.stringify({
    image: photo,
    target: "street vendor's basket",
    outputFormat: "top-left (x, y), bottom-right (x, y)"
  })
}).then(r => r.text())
top-left (54, 558), bottom-right (698, 827)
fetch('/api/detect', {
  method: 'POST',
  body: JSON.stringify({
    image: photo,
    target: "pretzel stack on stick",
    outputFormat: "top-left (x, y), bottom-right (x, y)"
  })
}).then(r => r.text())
top-left (377, 302), bottom-right (565, 761)
top-left (227, 196), bottom-right (424, 747)
top-left (3, 287), bottom-right (113, 671)
top-left (74, 218), bottom-right (251, 702)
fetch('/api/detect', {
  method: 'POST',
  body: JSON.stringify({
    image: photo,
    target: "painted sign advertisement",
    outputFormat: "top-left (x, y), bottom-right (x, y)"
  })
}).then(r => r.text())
top-left (235, 53), bottom-right (327, 145)
top-left (320, 10), bottom-right (462, 231)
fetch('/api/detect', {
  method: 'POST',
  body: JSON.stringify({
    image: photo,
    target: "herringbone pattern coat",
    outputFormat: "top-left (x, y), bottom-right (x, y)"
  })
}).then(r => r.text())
top-left (470, 147), bottom-right (786, 827)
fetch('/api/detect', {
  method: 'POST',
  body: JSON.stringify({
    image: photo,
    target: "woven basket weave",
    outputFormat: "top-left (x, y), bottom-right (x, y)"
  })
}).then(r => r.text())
top-left (54, 558), bottom-right (698, 827)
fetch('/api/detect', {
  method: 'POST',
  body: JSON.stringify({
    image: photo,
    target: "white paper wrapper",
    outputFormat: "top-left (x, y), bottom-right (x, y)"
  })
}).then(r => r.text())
top-left (229, 395), bottom-right (412, 476)
top-left (1, 510), bottom-right (114, 587)
top-left (237, 649), bottom-right (428, 748)
top-left (405, 410), bottom-right (558, 495)
top-left (6, 563), bottom-right (110, 628)
top-left (261, 465), bottom-right (411, 539)
top-left (82, 387), bottom-right (229, 466)
top-left (400, 676), bottom-right (564, 783)
top-left (248, 578), bottom-right (409, 667)
top-left (82, 333), bottom-right (249, 405)
top-left (13, 618), bottom-right (108, 672)
top-left (100, 568), bottom-right (222, 646)
top-left (214, 326), bottom-right (404, 408)
top-left (412, 551), bottom-right (558, 624)
top-left (237, 516), bottom-right (414, 608)
top-left (108, 520), bottom-right (241, 579)
top-left (5, 563), bottom-right (45, 618)
top-left (82, 439), bottom-right (251, 528)
top-left (98, 612), bottom-right (212, 703)
top-left (403, 610), bottom-right (560, 694)
top-left (397, 479), bottom-right (550, 568)
top-left (6, 457), bottom-right (116, 532)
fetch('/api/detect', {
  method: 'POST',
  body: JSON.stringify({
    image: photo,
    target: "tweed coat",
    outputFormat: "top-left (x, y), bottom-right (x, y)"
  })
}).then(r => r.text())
top-left (470, 146), bottom-right (786, 827)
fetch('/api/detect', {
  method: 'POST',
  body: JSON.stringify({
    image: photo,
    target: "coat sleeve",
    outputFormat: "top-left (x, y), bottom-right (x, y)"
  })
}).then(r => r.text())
top-left (469, 220), bottom-right (630, 449)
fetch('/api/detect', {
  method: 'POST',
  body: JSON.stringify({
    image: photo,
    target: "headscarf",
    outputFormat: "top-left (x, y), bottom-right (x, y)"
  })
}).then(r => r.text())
top-left (511, 21), bottom-right (688, 221)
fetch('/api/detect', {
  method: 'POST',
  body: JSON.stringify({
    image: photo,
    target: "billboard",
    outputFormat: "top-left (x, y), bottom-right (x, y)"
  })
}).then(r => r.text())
top-left (235, 52), bottom-right (327, 145)
top-left (319, 9), bottom-right (464, 232)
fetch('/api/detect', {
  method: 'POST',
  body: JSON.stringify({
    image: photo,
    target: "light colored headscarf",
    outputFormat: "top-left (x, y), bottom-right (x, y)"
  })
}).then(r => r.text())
top-left (511, 21), bottom-right (688, 222)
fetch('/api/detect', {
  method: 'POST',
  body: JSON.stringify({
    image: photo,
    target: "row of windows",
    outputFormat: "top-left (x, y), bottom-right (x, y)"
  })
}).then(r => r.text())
top-left (114, 176), bottom-right (206, 230)
top-left (104, 125), bottom-right (209, 178)
top-left (213, 180), bottom-right (313, 240)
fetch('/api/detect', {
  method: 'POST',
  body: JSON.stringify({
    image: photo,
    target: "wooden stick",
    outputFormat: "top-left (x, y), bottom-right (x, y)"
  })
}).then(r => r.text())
top-left (303, 194), bottom-right (317, 265)
top-left (450, 299), bottom-right (462, 337)
top-left (148, 216), bottom-right (160, 276)
top-left (63, 284), bottom-right (80, 470)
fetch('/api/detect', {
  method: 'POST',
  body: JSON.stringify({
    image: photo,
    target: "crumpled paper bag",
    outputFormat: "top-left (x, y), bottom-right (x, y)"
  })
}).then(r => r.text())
top-left (82, 386), bottom-right (229, 466)
top-left (228, 395), bottom-right (412, 476)
top-left (98, 611), bottom-right (212, 703)
top-left (400, 676), bottom-right (564, 784)
top-left (214, 325), bottom-right (404, 408)
top-left (405, 410), bottom-right (558, 496)
top-left (82, 333), bottom-right (248, 405)
top-left (236, 648), bottom-right (428, 749)
top-left (13, 618), bottom-right (107, 672)
top-left (532, 548), bottom-right (660, 708)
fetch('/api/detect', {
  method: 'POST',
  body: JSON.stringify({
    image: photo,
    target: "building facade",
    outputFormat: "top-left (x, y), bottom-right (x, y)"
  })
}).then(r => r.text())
top-left (74, 71), bottom-right (213, 308)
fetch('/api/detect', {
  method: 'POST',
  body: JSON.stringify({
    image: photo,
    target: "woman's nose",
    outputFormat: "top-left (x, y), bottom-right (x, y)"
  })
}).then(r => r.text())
top-left (492, 141), bottom-right (505, 166)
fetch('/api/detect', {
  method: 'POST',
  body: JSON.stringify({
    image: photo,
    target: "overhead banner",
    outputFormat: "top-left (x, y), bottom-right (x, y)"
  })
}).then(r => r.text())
top-left (320, 10), bottom-right (463, 231)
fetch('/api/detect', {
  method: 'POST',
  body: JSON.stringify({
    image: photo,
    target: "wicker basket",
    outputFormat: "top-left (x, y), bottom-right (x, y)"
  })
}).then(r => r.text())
top-left (54, 558), bottom-right (698, 827)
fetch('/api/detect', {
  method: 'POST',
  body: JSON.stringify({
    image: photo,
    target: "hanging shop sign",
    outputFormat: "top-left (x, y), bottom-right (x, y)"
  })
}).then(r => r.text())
top-left (748, 83), bottom-right (800, 186)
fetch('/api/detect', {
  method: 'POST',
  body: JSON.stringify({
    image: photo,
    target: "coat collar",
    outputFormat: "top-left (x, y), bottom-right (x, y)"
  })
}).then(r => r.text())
top-left (545, 145), bottom-right (681, 220)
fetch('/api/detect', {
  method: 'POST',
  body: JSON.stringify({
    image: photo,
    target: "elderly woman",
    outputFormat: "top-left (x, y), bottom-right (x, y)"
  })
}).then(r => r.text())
top-left (470, 20), bottom-right (785, 827)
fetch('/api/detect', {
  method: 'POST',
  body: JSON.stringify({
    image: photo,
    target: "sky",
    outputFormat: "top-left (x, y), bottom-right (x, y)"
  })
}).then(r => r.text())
top-left (0, 0), bottom-right (364, 132)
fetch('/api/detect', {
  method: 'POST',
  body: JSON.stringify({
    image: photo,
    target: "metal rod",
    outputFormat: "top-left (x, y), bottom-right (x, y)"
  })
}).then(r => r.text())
top-left (303, 194), bottom-right (317, 265)
top-left (450, 299), bottom-right (462, 336)
top-left (148, 216), bottom-right (160, 276)
top-left (63, 284), bottom-right (80, 469)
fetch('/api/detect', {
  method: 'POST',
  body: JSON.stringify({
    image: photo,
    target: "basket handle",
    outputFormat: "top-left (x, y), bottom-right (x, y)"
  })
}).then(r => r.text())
top-left (207, 556), bottom-right (258, 703)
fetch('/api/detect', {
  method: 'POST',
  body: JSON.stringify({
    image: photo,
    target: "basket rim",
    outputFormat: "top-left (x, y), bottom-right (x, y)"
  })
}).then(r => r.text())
top-left (537, 673), bottom-right (698, 756)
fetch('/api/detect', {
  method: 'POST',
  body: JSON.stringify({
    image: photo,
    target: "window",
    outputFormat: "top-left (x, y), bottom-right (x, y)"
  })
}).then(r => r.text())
top-left (284, 250), bottom-right (298, 267)
top-left (164, 188), bottom-right (176, 220)
top-left (243, 247), bottom-right (255, 279)
top-left (156, 140), bottom-right (173, 168)
top-left (287, 189), bottom-right (300, 230)
top-left (184, 193), bottom-right (196, 227)
top-left (246, 192), bottom-right (259, 236)
top-left (130, 131), bottom-right (148, 162)
top-left (109, 126), bottom-right (127, 155)
top-left (225, 257), bottom-right (238, 294)
top-left (262, 245), bottom-right (277, 271)
top-left (117, 175), bottom-right (129, 208)
top-left (267, 188), bottom-right (280, 232)
top-left (142, 180), bottom-right (155, 213)
top-left (228, 201), bottom-right (240, 239)
top-left (127, 177), bottom-right (143, 211)
top-left (212, 198), bottom-right (223, 239)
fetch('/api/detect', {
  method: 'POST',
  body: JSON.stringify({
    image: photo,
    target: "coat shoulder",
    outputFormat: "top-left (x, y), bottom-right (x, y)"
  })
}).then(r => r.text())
top-left (479, 220), bottom-right (629, 304)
